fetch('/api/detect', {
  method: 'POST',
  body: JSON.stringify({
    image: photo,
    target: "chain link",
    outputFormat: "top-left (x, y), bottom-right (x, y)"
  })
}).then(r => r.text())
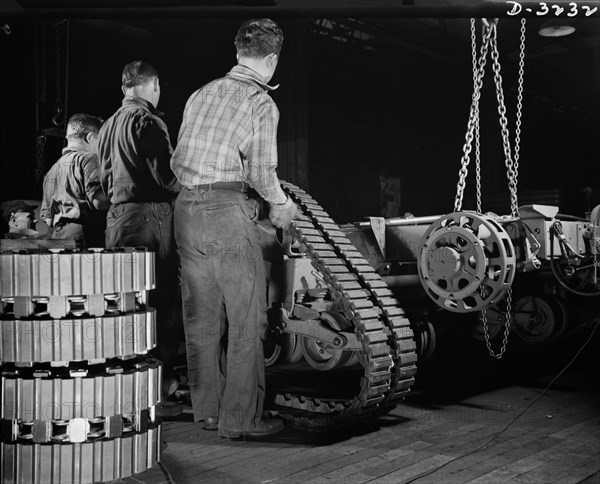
top-left (63, 20), bottom-right (70, 129)
top-left (454, 20), bottom-right (494, 213)
top-left (593, 221), bottom-right (599, 288)
top-left (513, 18), bottom-right (526, 185)
top-left (483, 287), bottom-right (513, 359)
top-left (490, 24), bottom-right (518, 217)
top-left (53, 21), bottom-right (63, 126)
top-left (456, 19), bottom-right (526, 218)
top-left (472, 19), bottom-right (483, 213)
top-left (34, 20), bottom-right (48, 188)
top-left (490, 20), bottom-right (526, 218)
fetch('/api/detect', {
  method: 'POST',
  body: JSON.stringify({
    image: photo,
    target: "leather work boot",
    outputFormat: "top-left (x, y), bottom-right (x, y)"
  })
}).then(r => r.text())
top-left (155, 402), bottom-right (183, 418)
top-left (203, 416), bottom-right (218, 431)
top-left (221, 418), bottom-right (285, 439)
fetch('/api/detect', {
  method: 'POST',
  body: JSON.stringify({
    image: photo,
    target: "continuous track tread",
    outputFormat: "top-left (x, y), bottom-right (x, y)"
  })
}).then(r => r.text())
top-left (272, 182), bottom-right (417, 428)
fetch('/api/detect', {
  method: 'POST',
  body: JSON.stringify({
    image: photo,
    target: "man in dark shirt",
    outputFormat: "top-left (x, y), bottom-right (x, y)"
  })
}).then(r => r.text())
top-left (41, 113), bottom-right (109, 247)
top-left (97, 60), bottom-right (182, 414)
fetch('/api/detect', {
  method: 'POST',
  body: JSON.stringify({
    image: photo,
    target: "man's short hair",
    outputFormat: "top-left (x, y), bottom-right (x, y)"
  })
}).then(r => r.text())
top-left (122, 61), bottom-right (159, 89)
top-left (234, 18), bottom-right (283, 58)
top-left (66, 113), bottom-right (104, 141)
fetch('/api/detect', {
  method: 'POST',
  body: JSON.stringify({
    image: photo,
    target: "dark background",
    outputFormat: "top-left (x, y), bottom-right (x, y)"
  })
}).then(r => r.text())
top-left (1, 2), bottom-right (599, 223)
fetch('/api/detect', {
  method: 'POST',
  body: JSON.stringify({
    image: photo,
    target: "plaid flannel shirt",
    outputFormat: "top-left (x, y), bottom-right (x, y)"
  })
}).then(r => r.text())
top-left (171, 64), bottom-right (287, 204)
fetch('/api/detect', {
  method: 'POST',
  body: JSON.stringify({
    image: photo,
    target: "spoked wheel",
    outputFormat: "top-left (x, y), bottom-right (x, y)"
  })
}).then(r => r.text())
top-left (300, 311), bottom-right (357, 371)
top-left (418, 212), bottom-right (516, 313)
top-left (513, 295), bottom-right (569, 343)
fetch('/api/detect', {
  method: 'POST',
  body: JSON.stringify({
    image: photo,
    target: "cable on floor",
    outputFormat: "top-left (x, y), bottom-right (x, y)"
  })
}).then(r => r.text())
top-left (402, 317), bottom-right (600, 484)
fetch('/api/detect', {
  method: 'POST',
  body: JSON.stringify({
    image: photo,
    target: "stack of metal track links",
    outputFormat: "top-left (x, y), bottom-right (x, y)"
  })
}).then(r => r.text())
top-left (0, 247), bottom-right (161, 484)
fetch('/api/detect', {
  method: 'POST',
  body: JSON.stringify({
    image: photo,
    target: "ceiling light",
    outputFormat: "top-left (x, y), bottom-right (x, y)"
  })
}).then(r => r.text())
top-left (538, 19), bottom-right (576, 37)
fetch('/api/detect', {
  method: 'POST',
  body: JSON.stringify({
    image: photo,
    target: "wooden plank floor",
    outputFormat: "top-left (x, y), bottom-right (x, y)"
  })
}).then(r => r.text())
top-left (123, 314), bottom-right (600, 484)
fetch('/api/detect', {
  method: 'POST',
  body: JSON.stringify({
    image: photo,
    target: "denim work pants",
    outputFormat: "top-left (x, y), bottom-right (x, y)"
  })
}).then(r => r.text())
top-left (105, 201), bottom-right (182, 390)
top-left (51, 222), bottom-right (85, 247)
top-left (174, 186), bottom-right (267, 436)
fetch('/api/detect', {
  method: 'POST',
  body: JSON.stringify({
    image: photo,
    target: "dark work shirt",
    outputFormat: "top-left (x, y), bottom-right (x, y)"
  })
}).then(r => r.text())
top-left (97, 96), bottom-right (180, 204)
top-left (41, 147), bottom-right (102, 226)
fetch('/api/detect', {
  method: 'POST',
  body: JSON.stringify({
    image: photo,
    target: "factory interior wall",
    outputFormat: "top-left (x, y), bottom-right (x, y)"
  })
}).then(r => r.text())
top-left (1, 16), bottom-right (599, 224)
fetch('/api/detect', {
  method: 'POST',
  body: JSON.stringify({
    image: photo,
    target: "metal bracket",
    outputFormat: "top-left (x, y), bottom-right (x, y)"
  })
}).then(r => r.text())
top-left (273, 308), bottom-right (362, 350)
top-left (368, 216), bottom-right (386, 258)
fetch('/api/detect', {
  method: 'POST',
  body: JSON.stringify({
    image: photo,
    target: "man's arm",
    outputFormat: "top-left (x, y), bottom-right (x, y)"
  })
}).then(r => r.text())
top-left (97, 128), bottom-right (112, 200)
top-left (40, 174), bottom-right (54, 228)
top-left (81, 155), bottom-right (110, 211)
top-left (247, 100), bottom-right (287, 204)
top-left (139, 116), bottom-right (182, 196)
top-left (247, 99), bottom-right (297, 228)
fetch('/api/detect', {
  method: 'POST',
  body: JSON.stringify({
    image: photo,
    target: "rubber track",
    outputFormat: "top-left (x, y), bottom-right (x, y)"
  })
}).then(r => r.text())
top-left (0, 424), bottom-right (161, 484)
top-left (1, 359), bottom-right (161, 420)
top-left (0, 309), bottom-right (156, 363)
top-left (0, 249), bottom-right (155, 297)
top-left (273, 182), bottom-right (417, 427)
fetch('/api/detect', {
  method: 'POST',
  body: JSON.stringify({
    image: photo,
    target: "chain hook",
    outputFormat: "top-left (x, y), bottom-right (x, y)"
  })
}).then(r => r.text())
top-left (52, 105), bottom-right (65, 127)
top-left (482, 18), bottom-right (499, 30)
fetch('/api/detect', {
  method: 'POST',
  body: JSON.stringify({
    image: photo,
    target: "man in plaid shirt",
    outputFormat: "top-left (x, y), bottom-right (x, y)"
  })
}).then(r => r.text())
top-left (171, 18), bottom-right (297, 438)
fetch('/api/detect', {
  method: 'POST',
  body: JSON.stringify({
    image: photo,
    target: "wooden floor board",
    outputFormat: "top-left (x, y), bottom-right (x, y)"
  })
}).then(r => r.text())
top-left (148, 331), bottom-right (600, 484)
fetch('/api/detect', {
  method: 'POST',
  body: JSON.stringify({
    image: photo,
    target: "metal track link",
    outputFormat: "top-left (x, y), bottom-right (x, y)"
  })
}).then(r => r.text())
top-left (0, 424), bottom-right (161, 484)
top-left (0, 249), bottom-right (155, 297)
top-left (0, 309), bottom-right (157, 364)
top-left (1, 358), bottom-right (161, 421)
top-left (1, 290), bottom-right (147, 320)
top-left (273, 182), bottom-right (417, 426)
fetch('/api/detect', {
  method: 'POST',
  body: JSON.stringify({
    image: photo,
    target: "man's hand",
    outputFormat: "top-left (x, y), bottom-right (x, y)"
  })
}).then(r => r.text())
top-left (269, 196), bottom-right (298, 229)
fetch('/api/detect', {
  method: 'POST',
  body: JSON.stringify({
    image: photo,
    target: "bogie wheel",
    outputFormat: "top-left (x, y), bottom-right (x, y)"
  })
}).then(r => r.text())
top-left (412, 319), bottom-right (437, 362)
top-left (300, 311), bottom-right (357, 371)
top-left (281, 333), bottom-right (304, 364)
top-left (264, 330), bottom-right (283, 367)
top-left (513, 295), bottom-right (569, 344)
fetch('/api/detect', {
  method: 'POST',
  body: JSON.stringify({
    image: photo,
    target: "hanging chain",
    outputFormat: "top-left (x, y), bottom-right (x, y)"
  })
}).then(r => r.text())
top-left (457, 19), bottom-right (527, 358)
top-left (593, 221), bottom-right (599, 288)
top-left (490, 19), bottom-right (526, 218)
top-left (472, 19), bottom-right (483, 213)
top-left (457, 18), bottom-right (526, 218)
top-left (513, 19), bottom-right (526, 187)
top-left (482, 287), bottom-right (513, 359)
top-left (34, 20), bottom-right (48, 188)
top-left (454, 20), bottom-right (495, 212)
top-left (63, 20), bottom-right (70, 129)
top-left (51, 20), bottom-right (70, 128)
top-left (53, 21), bottom-right (63, 126)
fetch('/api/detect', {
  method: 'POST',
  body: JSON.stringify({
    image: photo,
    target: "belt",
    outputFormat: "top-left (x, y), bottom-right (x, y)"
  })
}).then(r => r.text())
top-left (189, 181), bottom-right (248, 192)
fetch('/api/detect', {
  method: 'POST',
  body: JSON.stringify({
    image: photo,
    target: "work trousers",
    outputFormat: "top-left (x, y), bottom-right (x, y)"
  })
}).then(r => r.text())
top-left (174, 186), bottom-right (267, 436)
top-left (105, 201), bottom-right (182, 391)
top-left (51, 222), bottom-right (84, 247)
